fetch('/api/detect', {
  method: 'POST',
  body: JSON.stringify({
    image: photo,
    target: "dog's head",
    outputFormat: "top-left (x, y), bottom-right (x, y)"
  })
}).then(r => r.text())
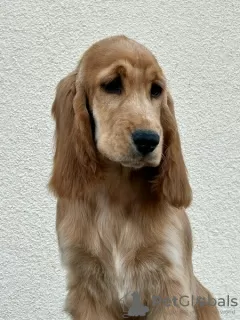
top-left (78, 36), bottom-right (164, 169)
top-left (50, 35), bottom-right (192, 208)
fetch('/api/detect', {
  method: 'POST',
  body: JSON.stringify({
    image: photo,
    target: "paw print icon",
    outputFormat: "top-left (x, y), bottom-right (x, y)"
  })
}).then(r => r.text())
top-left (120, 291), bottom-right (149, 318)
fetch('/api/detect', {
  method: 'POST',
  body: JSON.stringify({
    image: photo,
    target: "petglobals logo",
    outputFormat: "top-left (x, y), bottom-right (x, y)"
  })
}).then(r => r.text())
top-left (152, 294), bottom-right (239, 308)
top-left (120, 292), bottom-right (239, 318)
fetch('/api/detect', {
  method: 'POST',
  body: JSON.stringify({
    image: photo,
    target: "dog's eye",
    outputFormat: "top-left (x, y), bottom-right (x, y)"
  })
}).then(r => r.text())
top-left (150, 83), bottom-right (162, 98)
top-left (101, 76), bottom-right (122, 94)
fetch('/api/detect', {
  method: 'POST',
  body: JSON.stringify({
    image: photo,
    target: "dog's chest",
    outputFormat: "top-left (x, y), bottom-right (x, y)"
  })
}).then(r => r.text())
top-left (95, 193), bottom-right (141, 299)
top-left (112, 242), bottom-right (130, 300)
top-left (94, 194), bottom-right (185, 301)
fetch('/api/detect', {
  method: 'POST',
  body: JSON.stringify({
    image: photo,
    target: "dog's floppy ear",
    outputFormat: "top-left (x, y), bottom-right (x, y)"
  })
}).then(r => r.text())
top-left (153, 91), bottom-right (192, 208)
top-left (49, 70), bottom-right (98, 198)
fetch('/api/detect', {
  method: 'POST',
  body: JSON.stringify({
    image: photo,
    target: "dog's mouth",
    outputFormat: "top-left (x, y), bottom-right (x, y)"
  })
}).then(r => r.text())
top-left (97, 139), bottom-right (161, 169)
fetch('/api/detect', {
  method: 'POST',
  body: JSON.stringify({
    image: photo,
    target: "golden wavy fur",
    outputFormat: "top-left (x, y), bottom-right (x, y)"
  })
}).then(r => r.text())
top-left (49, 35), bottom-right (220, 319)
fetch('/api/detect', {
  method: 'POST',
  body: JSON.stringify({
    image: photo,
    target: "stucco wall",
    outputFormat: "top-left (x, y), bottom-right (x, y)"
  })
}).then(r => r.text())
top-left (1, 1), bottom-right (239, 319)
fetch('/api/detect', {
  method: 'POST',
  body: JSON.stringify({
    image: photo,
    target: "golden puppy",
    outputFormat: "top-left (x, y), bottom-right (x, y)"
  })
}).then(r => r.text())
top-left (50, 35), bottom-right (220, 320)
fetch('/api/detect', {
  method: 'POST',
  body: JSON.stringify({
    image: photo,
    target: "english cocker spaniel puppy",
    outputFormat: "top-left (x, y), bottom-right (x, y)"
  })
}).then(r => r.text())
top-left (50, 35), bottom-right (220, 319)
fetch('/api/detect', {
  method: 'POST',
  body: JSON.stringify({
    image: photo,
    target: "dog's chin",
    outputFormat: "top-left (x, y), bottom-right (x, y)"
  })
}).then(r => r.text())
top-left (120, 161), bottom-right (145, 169)
top-left (120, 159), bottom-right (160, 170)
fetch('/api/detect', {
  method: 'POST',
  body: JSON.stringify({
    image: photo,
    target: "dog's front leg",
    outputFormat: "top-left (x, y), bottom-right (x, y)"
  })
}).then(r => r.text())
top-left (67, 288), bottom-right (120, 320)
top-left (56, 200), bottom-right (122, 319)
top-left (64, 249), bottom-right (122, 320)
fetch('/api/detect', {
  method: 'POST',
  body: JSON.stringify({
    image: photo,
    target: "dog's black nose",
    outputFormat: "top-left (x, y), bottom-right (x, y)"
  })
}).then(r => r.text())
top-left (132, 130), bottom-right (160, 155)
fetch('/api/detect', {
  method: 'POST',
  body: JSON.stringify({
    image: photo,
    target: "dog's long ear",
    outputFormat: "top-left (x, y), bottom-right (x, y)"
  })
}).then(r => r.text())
top-left (49, 70), bottom-right (98, 198)
top-left (153, 92), bottom-right (192, 208)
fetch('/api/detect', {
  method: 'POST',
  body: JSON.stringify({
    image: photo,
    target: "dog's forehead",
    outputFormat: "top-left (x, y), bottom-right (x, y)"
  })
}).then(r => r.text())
top-left (81, 37), bottom-right (163, 77)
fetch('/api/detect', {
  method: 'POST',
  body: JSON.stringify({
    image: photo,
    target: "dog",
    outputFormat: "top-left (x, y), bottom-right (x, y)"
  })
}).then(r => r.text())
top-left (49, 35), bottom-right (220, 319)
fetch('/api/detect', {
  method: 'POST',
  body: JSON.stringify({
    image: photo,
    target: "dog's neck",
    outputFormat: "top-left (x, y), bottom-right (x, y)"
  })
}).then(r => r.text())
top-left (91, 159), bottom-right (161, 208)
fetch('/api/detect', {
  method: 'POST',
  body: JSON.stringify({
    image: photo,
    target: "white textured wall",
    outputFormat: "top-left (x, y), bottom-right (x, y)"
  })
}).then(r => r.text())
top-left (1, 1), bottom-right (239, 319)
